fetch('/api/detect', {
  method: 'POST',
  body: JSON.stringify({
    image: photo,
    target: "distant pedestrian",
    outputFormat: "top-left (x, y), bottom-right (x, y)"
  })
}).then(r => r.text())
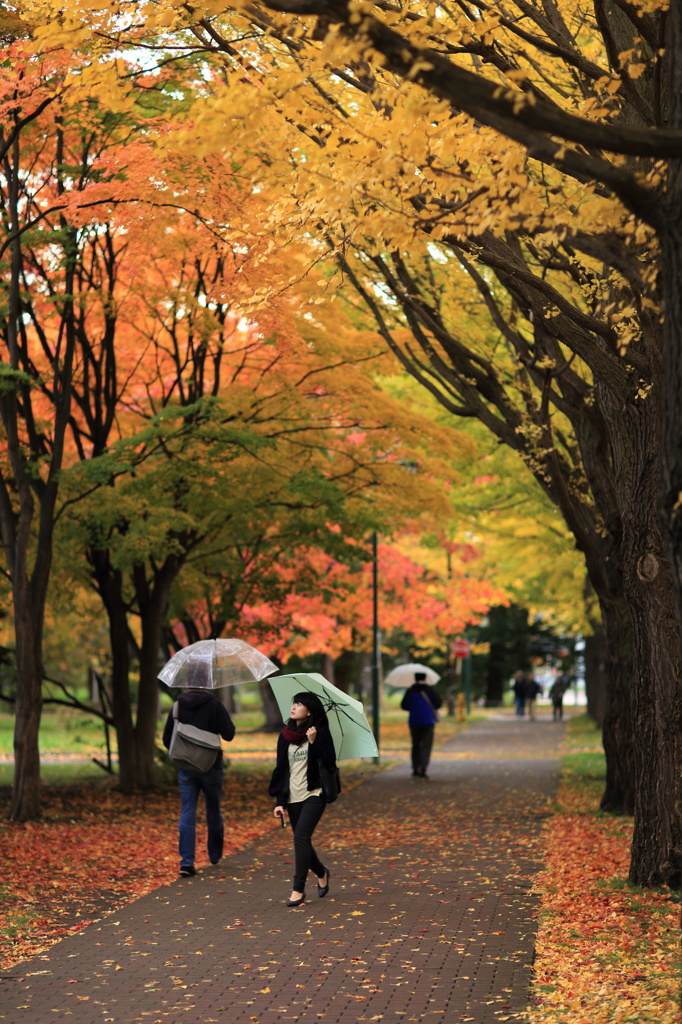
top-left (512, 670), bottom-right (527, 717)
top-left (549, 674), bottom-right (571, 720)
top-left (401, 672), bottom-right (442, 779)
top-left (269, 692), bottom-right (336, 907)
top-left (162, 662), bottom-right (235, 877)
top-left (524, 676), bottom-right (543, 720)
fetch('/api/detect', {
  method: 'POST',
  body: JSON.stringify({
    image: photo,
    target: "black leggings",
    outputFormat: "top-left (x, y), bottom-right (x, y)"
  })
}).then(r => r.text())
top-left (287, 795), bottom-right (326, 891)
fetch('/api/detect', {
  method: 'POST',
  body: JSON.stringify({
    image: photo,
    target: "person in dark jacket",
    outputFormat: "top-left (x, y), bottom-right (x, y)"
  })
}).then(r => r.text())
top-left (400, 672), bottom-right (442, 779)
top-left (269, 691), bottom-right (336, 907)
top-left (162, 662), bottom-right (235, 877)
top-left (512, 670), bottom-right (527, 717)
top-left (524, 676), bottom-right (543, 720)
top-left (549, 673), bottom-right (571, 720)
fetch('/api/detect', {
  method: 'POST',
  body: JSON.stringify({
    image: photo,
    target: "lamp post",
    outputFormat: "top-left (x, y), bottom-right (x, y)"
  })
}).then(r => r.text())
top-left (372, 531), bottom-right (380, 762)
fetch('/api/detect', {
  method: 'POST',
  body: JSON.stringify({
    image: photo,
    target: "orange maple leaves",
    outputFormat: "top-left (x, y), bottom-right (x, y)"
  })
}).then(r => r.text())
top-left (530, 780), bottom-right (679, 1024)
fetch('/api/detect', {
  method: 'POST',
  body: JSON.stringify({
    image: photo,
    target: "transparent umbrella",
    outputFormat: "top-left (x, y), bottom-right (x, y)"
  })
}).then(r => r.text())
top-left (268, 672), bottom-right (378, 760)
top-left (158, 638), bottom-right (278, 689)
top-left (383, 663), bottom-right (440, 688)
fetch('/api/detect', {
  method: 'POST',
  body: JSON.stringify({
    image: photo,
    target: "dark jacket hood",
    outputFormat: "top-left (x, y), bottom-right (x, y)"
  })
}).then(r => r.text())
top-left (178, 689), bottom-right (217, 710)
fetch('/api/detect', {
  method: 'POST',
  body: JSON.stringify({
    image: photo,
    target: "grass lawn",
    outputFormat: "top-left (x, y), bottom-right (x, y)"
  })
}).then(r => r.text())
top-left (0, 692), bottom-right (472, 785)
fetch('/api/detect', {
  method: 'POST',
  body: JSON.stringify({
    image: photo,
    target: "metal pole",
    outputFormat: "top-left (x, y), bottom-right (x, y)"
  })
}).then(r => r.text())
top-left (464, 653), bottom-right (472, 714)
top-left (372, 531), bottom-right (380, 762)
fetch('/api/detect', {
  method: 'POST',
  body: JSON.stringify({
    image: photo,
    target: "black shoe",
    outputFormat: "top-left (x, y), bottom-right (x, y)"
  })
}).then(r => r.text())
top-left (210, 857), bottom-right (221, 865)
top-left (286, 892), bottom-right (306, 907)
top-left (179, 865), bottom-right (196, 877)
top-left (317, 868), bottom-right (330, 898)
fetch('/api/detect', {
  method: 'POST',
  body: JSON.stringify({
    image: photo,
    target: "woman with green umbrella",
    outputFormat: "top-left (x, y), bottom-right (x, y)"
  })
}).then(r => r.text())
top-left (269, 692), bottom-right (337, 907)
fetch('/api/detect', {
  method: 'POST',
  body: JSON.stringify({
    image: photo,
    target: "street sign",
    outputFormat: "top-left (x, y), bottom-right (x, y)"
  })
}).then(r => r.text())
top-left (452, 638), bottom-right (470, 658)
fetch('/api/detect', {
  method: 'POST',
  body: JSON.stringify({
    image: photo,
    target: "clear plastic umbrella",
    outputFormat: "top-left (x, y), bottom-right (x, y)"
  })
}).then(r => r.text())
top-left (158, 638), bottom-right (278, 689)
top-left (268, 672), bottom-right (378, 760)
top-left (383, 663), bottom-right (440, 688)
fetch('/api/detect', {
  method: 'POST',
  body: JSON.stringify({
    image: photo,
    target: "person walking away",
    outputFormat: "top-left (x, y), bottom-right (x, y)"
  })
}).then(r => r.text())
top-left (524, 675), bottom-right (543, 720)
top-left (162, 662), bottom-right (235, 876)
top-left (512, 670), bottom-right (527, 717)
top-left (549, 673), bottom-right (571, 720)
top-left (401, 671), bottom-right (442, 779)
top-left (269, 691), bottom-right (337, 907)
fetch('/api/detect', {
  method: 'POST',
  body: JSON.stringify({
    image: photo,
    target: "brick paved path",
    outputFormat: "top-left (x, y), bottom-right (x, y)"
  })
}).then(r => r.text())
top-left (0, 712), bottom-right (563, 1024)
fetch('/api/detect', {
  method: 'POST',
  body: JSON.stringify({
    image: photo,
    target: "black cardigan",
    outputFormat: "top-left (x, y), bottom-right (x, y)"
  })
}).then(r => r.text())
top-left (268, 725), bottom-right (336, 806)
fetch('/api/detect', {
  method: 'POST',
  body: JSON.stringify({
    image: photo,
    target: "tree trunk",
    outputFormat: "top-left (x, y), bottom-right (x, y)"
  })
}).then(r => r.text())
top-left (322, 653), bottom-right (335, 686)
top-left (260, 677), bottom-right (283, 731)
top-left (219, 685), bottom-right (239, 714)
top-left (109, 598), bottom-right (136, 792)
top-left (128, 557), bottom-right (184, 791)
top-left (583, 626), bottom-right (608, 728)
top-left (9, 594), bottom-right (43, 821)
top-left (657, 2), bottom-right (682, 892)
top-left (89, 552), bottom-right (138, 791)
top-left (627, 549), bottom-right (682, 887)
top-left (603, 364), bottom-right (682, 885)
top-left (597, 594), bottom-right (635, 814)
top-left (484, 641), bottom-right (506, 706)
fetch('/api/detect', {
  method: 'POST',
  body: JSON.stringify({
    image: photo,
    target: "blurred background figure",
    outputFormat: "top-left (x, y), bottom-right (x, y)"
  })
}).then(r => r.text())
top-left (549, 673), bottom-right (571, 721)
top-left (524, 675), bottom-right (543, 720)
top-left (512, 670), bottom-right (527, 717)
top-left (401, 671), bottom-right (442, 779)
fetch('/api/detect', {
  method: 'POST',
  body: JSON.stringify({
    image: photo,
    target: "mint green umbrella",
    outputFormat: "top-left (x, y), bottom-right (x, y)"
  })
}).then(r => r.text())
top-left (268, 672), bottom-right (378, 760)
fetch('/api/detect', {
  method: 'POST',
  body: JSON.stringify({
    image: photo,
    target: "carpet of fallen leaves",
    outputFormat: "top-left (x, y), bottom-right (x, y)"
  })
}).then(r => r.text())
top-left (0, 759), bottom-right (377, 972)
top-left (0, 764), bottom-right (278, 970)
top-left (529, 776), bottom-right (681, 1024)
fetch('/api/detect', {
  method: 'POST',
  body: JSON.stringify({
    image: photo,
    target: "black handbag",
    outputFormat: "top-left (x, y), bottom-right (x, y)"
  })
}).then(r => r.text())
top-left (319, 761), bottom-right (342, 803)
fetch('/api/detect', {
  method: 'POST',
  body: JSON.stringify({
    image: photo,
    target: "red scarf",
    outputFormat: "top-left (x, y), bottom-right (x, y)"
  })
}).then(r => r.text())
top-left (282, 723), bottom-right (309, 745)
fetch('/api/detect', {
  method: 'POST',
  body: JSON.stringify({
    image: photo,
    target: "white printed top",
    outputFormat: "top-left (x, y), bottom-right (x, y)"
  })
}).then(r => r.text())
top-left (288, 741), bottom-right (323, 803)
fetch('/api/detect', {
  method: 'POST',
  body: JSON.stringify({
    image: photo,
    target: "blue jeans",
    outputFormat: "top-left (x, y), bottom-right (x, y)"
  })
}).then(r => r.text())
top-left (178, 764), bottom-right (224, 867)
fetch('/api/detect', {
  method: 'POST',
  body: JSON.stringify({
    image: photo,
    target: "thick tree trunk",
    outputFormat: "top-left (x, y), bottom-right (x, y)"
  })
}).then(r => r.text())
top-left (117, 557), bottom-right (184, 791)
top-left (597, 595), bottom-right (635, 814)
top-left (260, 677), bottom-right (284, 731)
top-left (657, 3), bottom-right (682, 893)
top-left (603, 364), bottom-right (682, 886)
top-left (133, 570), bottom-right (178, 790)
top-left (627, 549), bottom-right (682, 887)
top-left (9, 598), bottom-right (43, 821)
top-left (90, 552), bottom-right (138, 791)
top-left (583, 625), bottom-right (608, 728)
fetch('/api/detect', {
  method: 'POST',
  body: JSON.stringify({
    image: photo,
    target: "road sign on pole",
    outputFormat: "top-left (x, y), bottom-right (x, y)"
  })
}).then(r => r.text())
top-left (452, 638), bottom-right (470, 658)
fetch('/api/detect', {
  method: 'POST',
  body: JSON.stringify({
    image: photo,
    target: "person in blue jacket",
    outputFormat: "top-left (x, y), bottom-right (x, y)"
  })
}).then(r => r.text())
top-left (400, 672), bottom-right (442, 779)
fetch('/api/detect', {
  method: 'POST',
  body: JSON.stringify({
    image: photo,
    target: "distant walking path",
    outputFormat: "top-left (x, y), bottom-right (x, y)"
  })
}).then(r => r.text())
top-left (0, 712), bottom-right (564, 1024)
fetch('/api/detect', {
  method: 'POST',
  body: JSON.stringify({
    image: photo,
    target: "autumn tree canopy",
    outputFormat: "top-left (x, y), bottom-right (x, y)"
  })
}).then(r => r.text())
top-left (4, 0), bottom-right (682, 886)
